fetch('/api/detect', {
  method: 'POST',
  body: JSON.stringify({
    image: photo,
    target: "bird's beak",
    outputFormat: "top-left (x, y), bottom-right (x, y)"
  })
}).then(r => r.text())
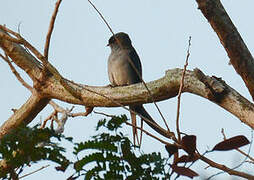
top-left (106, 43), bottom-right (110, 47)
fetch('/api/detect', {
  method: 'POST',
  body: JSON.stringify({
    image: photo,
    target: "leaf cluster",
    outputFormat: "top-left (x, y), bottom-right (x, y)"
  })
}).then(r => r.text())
top-left (0, 125), bottom-right (71, 178)
top-left (71, 115), bottom-right (170, 180)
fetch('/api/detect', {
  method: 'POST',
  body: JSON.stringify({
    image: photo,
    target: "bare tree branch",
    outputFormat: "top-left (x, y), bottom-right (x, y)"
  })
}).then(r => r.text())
top-left (0, 26), bottom-right (46, 66)
top-left (19, 165), bottom-right (50, 179)
top-left (1, 28), bottom-right (254, 134)
top-left (196, 0), bottom-right (254, 100)
top-left (44, 0), bottom-right (62, 60)
top-left (125, 121), bottom-right (171, 145)
top-left (0, 29), bottom-right (42, 81)
top-left (0, 94), bottom-right (50, 139)
top-left (199, 154), bottom-right (254, 179)
top-left (176, 36), bottom-right (191, 141)
top-left (0, 53), bottom-right (33, 91)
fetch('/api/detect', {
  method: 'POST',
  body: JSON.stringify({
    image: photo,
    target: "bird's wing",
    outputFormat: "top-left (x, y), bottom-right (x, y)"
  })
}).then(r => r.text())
top-left (127, 48), bottom-right (142, 84)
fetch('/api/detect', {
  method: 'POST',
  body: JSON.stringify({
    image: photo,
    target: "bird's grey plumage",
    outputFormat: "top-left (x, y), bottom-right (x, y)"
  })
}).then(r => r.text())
top-left (108, 33), bottom-right (141, 86)
top-left (107, 32), bottom-right (169, 145)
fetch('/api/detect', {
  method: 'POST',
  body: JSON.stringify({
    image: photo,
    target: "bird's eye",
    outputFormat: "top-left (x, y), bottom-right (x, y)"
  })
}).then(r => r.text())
top-left (111, 37), bottom-right (116, 43)
top-left (108, 36), bottom-right (119, 46)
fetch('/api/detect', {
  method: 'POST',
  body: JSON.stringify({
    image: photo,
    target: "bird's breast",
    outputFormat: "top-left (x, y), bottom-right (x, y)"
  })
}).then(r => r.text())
top-left (108, 50), bottom-right (135, 86)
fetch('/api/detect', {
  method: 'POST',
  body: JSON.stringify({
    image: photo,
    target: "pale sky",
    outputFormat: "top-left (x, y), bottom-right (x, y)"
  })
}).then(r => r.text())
top-left (1, 1), bottom-right (254, 179)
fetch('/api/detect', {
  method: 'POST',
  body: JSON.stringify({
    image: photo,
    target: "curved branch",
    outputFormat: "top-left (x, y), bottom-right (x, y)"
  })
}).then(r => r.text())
top-left (196, 0), bottom-right (254, 100)
top-left (1, 27), bottom-right (254, 135)
top-left (39, 68), bottom-right (254, 129)
top-left (0, 94), bottom-right (50, 139)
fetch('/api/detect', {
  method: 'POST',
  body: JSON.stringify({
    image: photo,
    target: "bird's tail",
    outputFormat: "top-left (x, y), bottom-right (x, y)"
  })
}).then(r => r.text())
top-left (129, 105), bottom-right (171, 145)
top-left (130, 110), bottom-right (140, 146)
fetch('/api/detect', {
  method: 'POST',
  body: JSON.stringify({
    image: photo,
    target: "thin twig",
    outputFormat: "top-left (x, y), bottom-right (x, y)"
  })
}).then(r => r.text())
top-left (50, 101), bottom-right (90, 117)
top-left (0, 25), bottom-right (46, 64)
top-left (70, 112), bottom-right (90, 117)
top-left (0, 25), bottom-right (84, 101)
top-left (49, 100), bottom-right (66, 113)
top-left (19, 165), bottom-right (50, 179)
top-left (41, 100), bottom-right (73, 132)
top-left (17, 22), bottom-right (22, 34)
top-left (87, 0), bottom-right (170, 133)
top-left (93, 111), bottom-right (115, 118)
top-left (40, 110), bottom-right (57, 129)
top-left (200, 153), bottom-right (254, 179)
top-left (208, 129), bottom-right (254, 179)
top-left (44, 0), bottom-right (62, 60)
top-left (0, 53), bottom-right (33, 91)
top-left (125, 121), bottom-right (170, 145)
top-left (176, 36), bottom-right (191, 141)
top-left (87, 0), bottom-right (114, 35)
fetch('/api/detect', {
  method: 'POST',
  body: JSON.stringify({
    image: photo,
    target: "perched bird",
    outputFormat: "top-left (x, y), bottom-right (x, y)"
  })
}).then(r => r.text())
top-left (107, 32), bottom-right (168, 145)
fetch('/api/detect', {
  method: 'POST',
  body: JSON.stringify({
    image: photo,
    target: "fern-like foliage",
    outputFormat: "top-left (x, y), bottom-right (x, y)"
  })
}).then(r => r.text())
top-left (0, 115), bottom-right (171, 179)
top-left (72, 115), bottom-right (170, 180)
top-left (0, 125), bottom-right (71, 178)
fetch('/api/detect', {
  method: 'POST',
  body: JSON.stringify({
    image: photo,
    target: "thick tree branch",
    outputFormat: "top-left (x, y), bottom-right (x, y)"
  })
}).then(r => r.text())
top-left (196, 0), bottom-right (254, 100)
top-left (0, 29), bottom-right (50, 139)
top-left (0, 29), bottom-right (42, 81)
top-left (0, 94), bottom-right (50, 139)
top-left (40, 69), bottom-right (254, 129)
top-left (1, 27), bottom-right (254, 136)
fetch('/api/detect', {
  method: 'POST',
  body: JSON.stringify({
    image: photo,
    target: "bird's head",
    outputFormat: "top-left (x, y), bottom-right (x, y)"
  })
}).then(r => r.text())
top-left (107, 32), bottom-right (132, 50)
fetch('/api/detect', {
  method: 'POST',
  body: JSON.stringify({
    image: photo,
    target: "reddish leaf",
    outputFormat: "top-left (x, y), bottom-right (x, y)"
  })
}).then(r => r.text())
top-left (212, 135), bottom-right (250, 151)
top-left (176, 154), bottom-right (199, 164)
top-left (55, 166), bottom-right (67, 172)
top-left (172, 165), bottom-right (199, 178)
top-left (165, 144), bottom-right (179, 157)
top-left (181, 135), bottom-right (196, 155)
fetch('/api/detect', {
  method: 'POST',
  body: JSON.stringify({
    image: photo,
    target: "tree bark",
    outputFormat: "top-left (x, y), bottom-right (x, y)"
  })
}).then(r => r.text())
top-left (0, 95), bottom-right (49, 139)
top-left (196, 0), bottom-right (254, 100)
top-left (1, 29), bottom-right (254, 139)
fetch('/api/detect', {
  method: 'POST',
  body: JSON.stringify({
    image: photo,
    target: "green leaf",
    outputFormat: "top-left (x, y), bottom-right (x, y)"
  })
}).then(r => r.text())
top-left (74, 139), bottom-right (118, 155)
top-left (74, 153), bottom-right (105, 171)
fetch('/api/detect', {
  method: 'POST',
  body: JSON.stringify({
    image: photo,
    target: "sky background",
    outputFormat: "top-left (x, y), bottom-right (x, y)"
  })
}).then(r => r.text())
top-left (1, 1), bottom-right (254, 179)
